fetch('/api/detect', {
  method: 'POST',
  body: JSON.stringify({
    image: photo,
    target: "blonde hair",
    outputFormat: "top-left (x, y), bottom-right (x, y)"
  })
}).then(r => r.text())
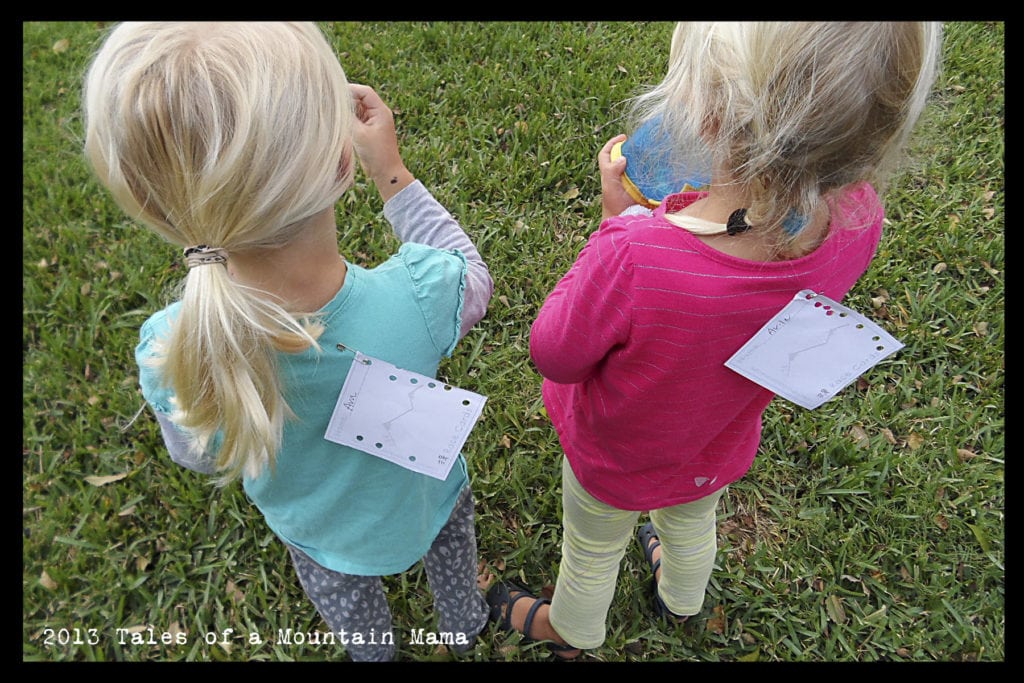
top-left (631, 22), bottom-right (943, 250)
top-left (83, 22), bottom-right (356, 483)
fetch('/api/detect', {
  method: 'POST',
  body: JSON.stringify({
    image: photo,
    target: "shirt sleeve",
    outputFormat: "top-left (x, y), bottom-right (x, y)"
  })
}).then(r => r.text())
top-left (398, 243), bottom-right (469, 358)
top-left (136, 309), bottom-right (175, 415)
top-left (383, 180), bottom-right (493, 339)
top-left (619, 204), bottom-right (654, 217)
top-left (153, 410), bottom-right (218, 474)
top-left (530, 221), bottom-right (634, 384)
top-left (136, 306), bottom-right (217, 474)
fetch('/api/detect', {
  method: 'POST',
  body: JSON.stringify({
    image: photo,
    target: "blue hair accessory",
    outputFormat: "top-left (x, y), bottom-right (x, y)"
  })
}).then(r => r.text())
top-left (782, 210), bottom-right (807, 236)
top-left (609, 115), bottom-right (711, 208)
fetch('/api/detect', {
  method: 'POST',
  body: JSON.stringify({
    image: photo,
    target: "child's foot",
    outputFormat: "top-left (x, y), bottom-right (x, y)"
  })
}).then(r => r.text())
top-left (485, 581), bottom-right (581, 660)
top-left (642, 526), bottom-right (664, 583)
top-left (637, 522), bottom-right (689, 623)
top-left (477, 561), bottom-right (496, 592)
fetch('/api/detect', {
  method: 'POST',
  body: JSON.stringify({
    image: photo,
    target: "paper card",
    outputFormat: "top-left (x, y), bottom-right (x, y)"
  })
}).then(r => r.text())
top-left (725, 290), bottom-right (904, 410)
top-left (324, 351), bottom-right (487, 480)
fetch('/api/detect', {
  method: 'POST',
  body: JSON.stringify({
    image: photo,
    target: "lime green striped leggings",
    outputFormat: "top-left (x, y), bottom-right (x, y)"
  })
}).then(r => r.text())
top-left (549, 458), bottom-right (725, 649)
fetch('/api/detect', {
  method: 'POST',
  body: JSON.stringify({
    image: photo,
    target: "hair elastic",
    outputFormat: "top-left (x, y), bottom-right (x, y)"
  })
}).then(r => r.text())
top-left (723, 209), bottom-right (807, 237)
top-left (183, 245), bottom-right (228, 268)
top-left (725, 209), bottom-right (752, 236)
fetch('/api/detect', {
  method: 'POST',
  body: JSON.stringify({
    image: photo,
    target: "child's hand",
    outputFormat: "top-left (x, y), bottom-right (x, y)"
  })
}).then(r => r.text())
top-left (350, 83), bottom-right (415, 201)
top-left (598, 134), bottom-right (636, 219)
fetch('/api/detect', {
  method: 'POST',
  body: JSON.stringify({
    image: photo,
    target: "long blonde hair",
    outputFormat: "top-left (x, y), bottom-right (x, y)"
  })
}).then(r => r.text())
top-left (631, 22), bottom-right (943, 249)
top-left (83, 22), bottom-right (356, 483)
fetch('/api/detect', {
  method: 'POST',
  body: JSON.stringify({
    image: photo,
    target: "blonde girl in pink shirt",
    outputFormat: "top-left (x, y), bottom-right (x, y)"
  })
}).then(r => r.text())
top-left (486, 22), bottom-right (943, 659)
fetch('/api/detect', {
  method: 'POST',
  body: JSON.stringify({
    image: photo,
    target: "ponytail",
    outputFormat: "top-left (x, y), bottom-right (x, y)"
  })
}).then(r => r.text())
top-left (84, 22), bottom-right (354, 483)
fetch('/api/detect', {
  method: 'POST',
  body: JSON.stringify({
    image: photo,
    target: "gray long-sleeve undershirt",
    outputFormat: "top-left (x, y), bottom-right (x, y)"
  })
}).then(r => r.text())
top-left (383, 179), bottom-right (493, 338)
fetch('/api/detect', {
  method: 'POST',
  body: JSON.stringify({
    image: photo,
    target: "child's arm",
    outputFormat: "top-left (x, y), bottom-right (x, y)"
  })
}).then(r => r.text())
top-left (351, 83), bottom-right (493, 337)
top-left (153, 411), bottom-right (217, 474)
top-left (350, 83), bottom-right (415, 202)
top-left (530, 226), bottom-right (632, 384)
top-left (136, 312), bottom-right (217, 475)
top-left (384, 182), bottom-right (493, 336)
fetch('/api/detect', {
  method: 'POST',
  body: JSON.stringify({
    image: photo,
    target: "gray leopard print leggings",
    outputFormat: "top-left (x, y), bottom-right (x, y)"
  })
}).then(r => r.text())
top-left (286, 486), bottom-right (488, 661)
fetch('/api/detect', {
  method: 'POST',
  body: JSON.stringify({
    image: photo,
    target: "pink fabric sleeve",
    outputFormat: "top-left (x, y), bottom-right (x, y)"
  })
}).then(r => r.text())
top-left (530, 224), bottom-right (633, 384)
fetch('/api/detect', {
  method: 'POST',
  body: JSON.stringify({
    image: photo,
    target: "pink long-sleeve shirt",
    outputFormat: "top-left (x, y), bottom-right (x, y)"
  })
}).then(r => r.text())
top-left (530, 185), bottom-right (883, 510)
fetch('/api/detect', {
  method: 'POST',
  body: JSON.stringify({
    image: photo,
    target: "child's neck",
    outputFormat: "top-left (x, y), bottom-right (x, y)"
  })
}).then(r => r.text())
top-left (670, 184), bottom-right (829, 262)
top-left (227, 207), bottom-right (347, 314)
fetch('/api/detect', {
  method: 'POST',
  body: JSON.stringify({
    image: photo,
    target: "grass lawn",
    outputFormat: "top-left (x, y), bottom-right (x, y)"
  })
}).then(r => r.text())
top-left (23, 21), bottom-right (1003, 662)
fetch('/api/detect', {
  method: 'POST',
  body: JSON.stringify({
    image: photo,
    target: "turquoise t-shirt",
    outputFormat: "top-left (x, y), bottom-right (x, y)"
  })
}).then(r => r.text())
top-left (137, 242), bottom-right (471, 575)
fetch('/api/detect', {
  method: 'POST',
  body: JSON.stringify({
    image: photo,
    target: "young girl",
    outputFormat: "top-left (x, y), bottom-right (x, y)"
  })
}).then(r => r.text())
top-left (487, 21), bottom-right (943, 658)
top-left (82, 22), bottom-right (494, 662)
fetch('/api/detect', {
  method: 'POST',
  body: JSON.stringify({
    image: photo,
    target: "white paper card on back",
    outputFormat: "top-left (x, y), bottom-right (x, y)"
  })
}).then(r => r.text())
top-left (725, 290), bottom-right (904, 410)
top-left (324, 352), bottom-right (487, 480)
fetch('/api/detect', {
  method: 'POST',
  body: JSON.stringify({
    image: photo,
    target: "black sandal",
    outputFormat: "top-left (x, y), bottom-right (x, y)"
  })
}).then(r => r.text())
top-left (638, 522), bottom-right (688, 622)
top-left (485, 581), bottom-right (580, 659)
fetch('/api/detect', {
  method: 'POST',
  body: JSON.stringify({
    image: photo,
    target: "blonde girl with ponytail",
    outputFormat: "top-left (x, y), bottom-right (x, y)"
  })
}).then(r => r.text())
top-left (84, 21), bottom-right (493, 661)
